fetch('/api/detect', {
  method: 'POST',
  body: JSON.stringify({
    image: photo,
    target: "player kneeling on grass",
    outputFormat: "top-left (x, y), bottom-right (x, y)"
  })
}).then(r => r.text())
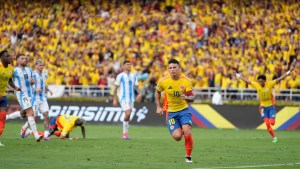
top-left (47, 114), bottom-right (86, 140)
top-left (48, 114), bottom-right (86, 140)
top-left (21, 114), bottom-right (86, 140)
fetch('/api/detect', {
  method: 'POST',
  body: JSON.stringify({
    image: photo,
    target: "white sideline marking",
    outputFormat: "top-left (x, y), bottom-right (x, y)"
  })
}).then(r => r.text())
top-left (193, 162), bottom-right (300, 169)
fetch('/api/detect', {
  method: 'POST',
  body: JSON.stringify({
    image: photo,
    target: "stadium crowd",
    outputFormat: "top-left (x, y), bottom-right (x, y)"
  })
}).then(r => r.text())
top-left (0, 0), bottom-right (299, 94)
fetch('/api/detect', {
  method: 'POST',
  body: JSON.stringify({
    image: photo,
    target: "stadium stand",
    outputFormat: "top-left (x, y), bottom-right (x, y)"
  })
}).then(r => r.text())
top-left (0, 0), bottom-right (299, 100)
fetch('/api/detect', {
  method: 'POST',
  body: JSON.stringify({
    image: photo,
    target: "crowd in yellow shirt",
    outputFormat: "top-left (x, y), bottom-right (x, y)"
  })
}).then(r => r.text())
top-left (0, 0), bottom-right (299, 90)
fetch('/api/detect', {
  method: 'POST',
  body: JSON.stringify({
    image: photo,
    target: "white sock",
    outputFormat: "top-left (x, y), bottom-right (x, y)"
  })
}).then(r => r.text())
top-left (123, 121), bottom-right (129, 134)
top-left (27, 116), bottom-right (40, 139)
top-left (44, 130), bottom-right (49, 138)
top-left (22, 122), bottom-right (29, 131)
top-left (25, 129), bottom-right (32, 138)
top-left (6, 111), bottom-right (21, 120)
top-left (0, 140), bottom-right (4, 146)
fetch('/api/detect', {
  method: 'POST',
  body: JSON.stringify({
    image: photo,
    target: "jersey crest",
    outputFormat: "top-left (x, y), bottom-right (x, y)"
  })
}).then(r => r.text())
top-left (180, 85), bottom-right (185, 91)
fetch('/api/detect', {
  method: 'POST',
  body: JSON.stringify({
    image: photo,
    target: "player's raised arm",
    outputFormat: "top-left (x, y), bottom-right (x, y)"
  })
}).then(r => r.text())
top-left (235, 72), bottom-right (251, 84)
top-left (274, 59), bottom-right (297, 83)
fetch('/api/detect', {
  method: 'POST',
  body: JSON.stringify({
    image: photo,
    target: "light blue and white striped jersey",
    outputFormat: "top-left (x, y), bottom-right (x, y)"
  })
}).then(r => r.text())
top-left (32, 71), bottom-right (48, 103)
top-left (114, 72), bottom-right (138, 102)
top-left (13, 67), bottom-right (34, 99)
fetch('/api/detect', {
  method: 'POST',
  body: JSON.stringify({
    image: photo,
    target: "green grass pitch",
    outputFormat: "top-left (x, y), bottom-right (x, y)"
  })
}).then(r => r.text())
top-left (0, 122), bottom-right (299, 169)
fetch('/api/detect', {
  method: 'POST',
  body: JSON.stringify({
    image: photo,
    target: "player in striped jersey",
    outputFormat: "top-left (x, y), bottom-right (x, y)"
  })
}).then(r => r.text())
top-left (113, 61), bottom-right (142, 140)
top-left (0, 50), bottom-right (21, 146)
top-left (13, 54), bottom-right (43, 142)
top-left (29, 59), bottom-right (52, 140)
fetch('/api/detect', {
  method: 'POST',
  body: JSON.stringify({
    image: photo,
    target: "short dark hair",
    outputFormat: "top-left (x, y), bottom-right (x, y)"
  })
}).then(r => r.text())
top-left (168, 58), bottom-right (180, 65)
top-left (0, 50), bottom-right (8, 58)
top-left (123, 60), bottom-right (131, 65)
top-left (75, 118), bottom-right (86, 126)
top-left (16, 53), bottom-right (25, 59)
top-left (257, 75), bottom-right (266, 81)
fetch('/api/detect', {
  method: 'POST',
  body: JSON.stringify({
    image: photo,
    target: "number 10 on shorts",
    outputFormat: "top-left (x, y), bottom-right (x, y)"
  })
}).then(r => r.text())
top-left (168, 118), bottom-right (175, 125)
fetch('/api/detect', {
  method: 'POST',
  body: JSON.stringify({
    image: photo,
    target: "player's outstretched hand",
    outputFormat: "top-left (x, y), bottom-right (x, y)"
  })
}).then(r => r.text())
top-left (286, 59), bottom-right (297, 75)
top-left (69, 136), bottom-right (79, 140)
top-left (156, 107), bottom-right (163, 116)
top-left (232, 70), bottom-right (241, 78)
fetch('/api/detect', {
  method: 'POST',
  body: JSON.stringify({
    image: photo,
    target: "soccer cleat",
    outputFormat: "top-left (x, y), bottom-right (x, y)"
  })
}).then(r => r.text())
top-left (36, 135), bottom-right (43, 142)
top-left (272, 137), bottom-right (278, 143)
top-left (24, 129), bottom-right (32, 138)
top-left (21, 129), bottom-right (32, 139)
top-left (20, 128), bottom-right (27, 138)
top-left (44, 137), bottom-right (50, 141)
top-left (185, 156), bottom-right (193, 163)
top-left (0, 142), bottom-right (5, 147)
top-left (122, 133), bottom-right (132, 140)
top-left (122, 136), bottom-right (132, 140)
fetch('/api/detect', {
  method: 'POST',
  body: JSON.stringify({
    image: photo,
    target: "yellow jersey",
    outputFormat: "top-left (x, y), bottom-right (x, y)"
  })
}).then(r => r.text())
top-left (56, 114), bottom-right (79, 137)
top-left (157, 75), bottom-right (193, 112)
top-left (250, 80), bottom-right (276, 107)
top-left (0, 63), bottom-right (14, 96)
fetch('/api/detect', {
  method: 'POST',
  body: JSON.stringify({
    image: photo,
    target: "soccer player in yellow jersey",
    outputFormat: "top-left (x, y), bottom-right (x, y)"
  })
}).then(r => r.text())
top-left (48, 114), bottom-right (86, 140)
top-left (0, 50), bottom-right (21, 146)
top-left (236, 60), bottom-right (296, 143)
top-left (155, 59), bottom-right (195, 163)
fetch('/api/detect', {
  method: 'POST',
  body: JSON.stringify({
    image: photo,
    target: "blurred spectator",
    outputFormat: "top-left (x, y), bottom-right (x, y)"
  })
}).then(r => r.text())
top-left (0, 0), bottom-right (299, 95)
top-left (212, 87), bottom-right (223, 105)
top-left (142, 78), bottom-right (156, 102)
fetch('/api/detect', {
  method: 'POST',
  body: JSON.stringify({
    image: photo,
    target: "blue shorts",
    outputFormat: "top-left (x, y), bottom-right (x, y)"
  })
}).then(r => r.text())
top-left (166, 108), bottom-right (192, 134)
top-left (49, 116), bottom-right (59, 129)
top-left (260, 106), bottom-right (276, 119)
top-left (0, 96), bottom-right (8, 107)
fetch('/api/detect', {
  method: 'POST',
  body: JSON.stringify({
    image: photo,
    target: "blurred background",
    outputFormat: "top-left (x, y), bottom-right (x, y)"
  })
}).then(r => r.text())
top-left (1, 0), bottom-right (299, 103)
